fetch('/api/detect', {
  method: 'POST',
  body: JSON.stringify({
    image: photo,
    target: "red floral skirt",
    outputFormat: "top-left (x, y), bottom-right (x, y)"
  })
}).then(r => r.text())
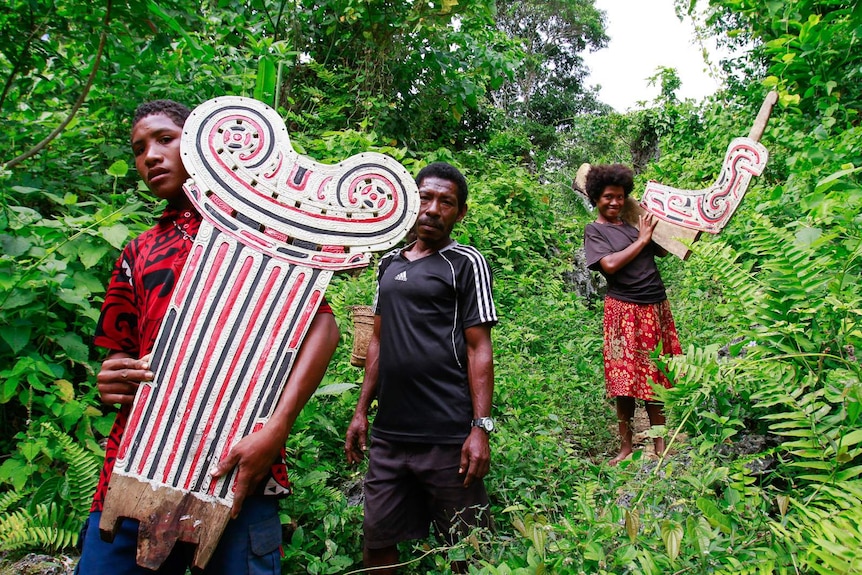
top-left (603, 296), bottom-right (682, 401)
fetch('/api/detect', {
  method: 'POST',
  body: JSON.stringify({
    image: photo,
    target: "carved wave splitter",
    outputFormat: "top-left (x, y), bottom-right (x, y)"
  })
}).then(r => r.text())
top-left (100, 96), bottom-right (419, 570)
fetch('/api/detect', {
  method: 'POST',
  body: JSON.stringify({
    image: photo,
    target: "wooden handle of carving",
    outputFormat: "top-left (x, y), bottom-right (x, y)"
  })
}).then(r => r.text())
top-left (748, 91), bottom-right (778, 142)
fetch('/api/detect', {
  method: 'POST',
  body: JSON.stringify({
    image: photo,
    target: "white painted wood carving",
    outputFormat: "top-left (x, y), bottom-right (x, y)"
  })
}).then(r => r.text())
top-left (640, 136), bottom-right (769, 233)
top-left (574, 92), bottom-right (777, 260)
top-left (99, 96), bottom-right (419, 570)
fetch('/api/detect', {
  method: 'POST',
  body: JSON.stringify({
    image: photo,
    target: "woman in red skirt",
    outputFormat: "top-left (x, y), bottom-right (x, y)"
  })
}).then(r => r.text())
top-left (582, 164), bottom-right (682, 465)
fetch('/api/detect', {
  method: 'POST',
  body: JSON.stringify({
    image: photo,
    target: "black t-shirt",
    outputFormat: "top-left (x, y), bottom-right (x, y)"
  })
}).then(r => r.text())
top-left (584, 221), bottom-right (667, 304)
top-left (371, 242), bottom-right (498, 444)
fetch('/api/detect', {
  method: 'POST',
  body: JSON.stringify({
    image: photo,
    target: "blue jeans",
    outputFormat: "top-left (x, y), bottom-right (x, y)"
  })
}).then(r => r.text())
top-left (75, 495), bottom-right (282, 574)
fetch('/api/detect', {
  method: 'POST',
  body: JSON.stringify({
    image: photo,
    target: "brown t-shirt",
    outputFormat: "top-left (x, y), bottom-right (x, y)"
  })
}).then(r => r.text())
top-left (584, 221), bottom-right (666, 304)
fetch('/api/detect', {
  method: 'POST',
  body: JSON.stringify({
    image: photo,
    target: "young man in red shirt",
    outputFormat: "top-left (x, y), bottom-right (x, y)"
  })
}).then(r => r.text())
top-left (76, 100), bottom-right (339, 574)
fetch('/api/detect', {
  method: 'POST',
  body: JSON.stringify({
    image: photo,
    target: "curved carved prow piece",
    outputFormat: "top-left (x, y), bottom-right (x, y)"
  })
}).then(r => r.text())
top-left (574, 92), bottom-right (777, 260)
top-left (100, 97), bottom-right (419, 571)
top-left (637, 91), bottom-right (777, 257)
top-left (182, 96), bottom-right (420, 268)
top-left (640, 137), bottom-right (769, 233)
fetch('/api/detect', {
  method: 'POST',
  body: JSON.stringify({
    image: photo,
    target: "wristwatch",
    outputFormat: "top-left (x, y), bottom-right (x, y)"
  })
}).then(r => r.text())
top-left (471, 417), bottom-right (495, 434)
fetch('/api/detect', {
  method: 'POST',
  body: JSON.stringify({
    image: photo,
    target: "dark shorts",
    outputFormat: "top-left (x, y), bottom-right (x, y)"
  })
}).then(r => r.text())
top-left (74, 495), bottom-right (281, 574)
top-left (363, 436), bottom-right (491, 549)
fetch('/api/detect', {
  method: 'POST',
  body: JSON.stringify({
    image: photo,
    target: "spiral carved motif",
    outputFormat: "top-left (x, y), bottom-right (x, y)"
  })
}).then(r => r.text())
top-left (181, 97), bottom-right (419, 265)
top-left (641, 137), bottom-right (768, 234)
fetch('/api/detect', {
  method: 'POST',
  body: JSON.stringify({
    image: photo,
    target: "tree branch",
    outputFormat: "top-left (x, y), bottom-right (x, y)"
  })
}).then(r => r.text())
top-left (3, 0), bottom-right (113, 170)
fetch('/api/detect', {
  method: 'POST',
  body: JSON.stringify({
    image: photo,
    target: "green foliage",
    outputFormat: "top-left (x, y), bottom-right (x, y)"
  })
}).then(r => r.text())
top-left (655, 160), bottom-right (861, 573)
top-left (2, 0), bottom-right (862, 572)
top-left (275, 0), bottom-right (522, 147)
top-left (492, 0), bottom-right (610, 152)
top-left (0, 173), bottom-right (147, 457)
top-left (0, 423), bottom-right (100, 552)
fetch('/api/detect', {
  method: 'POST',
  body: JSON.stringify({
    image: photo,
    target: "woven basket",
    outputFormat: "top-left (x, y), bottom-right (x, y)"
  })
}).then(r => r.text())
top-left (350, 305), bottom-right (374, 367)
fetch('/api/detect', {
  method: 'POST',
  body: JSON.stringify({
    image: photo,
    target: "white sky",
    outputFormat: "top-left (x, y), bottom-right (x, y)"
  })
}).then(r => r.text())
top-left (582, 0), bottom-right (724, 111)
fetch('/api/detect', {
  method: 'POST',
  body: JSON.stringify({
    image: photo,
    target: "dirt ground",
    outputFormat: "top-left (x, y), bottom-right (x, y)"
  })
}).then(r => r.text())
top-left (632, 409), bottom-right (656, 456)
top-left (610, 408), bottom-right (686, 463)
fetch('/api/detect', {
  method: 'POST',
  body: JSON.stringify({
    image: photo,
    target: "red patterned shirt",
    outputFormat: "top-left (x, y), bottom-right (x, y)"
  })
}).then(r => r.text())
top-left (91, 206), bottom-right (331, 511)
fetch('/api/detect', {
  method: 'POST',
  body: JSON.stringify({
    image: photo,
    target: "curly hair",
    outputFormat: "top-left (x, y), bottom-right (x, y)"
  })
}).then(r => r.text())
top-left (415, 161), bottom-right (468, 208)
top-left (584, 163), bottom-right (635, 206)
top-left (131, 100), bottom-right (191, 134)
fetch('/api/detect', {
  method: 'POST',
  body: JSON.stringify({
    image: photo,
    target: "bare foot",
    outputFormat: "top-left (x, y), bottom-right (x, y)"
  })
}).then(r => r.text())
top-left (609, 448), bottom-right (632, 466)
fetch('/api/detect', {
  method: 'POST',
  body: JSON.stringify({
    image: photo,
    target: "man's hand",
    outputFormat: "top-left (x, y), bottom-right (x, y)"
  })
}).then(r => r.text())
top-left (458, 427), bottom-right (490, 487)
top-left (344, 413), bottom-right (369, 465)
top-left (96, 353), bottom-right (153, 406)
top-left (211, 425), bottom-right (283, 518)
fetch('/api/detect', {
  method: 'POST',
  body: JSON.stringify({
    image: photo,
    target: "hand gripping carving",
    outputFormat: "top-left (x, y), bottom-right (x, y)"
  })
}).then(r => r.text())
top-left (99, 97), bottom-right (419, 570)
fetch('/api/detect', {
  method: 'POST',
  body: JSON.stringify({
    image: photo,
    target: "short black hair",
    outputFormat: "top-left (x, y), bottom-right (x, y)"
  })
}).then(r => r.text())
top-left (415, 162), bottom-right (468, 208)
top-left (584, 163), bottom-right (634, 206)
top-left (131, 100), bottom-right (191, 133)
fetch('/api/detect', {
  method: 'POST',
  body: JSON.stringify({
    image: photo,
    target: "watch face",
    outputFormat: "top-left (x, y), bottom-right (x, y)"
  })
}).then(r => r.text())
top-left (473, 417), bottom-right (494, 432)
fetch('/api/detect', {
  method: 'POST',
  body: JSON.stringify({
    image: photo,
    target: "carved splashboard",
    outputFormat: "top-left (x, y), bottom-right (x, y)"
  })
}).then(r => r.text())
top-left (641, 137), bottom-right (769, 233)
top-left (99, 96), bottom-right (419, 570)
top-left (574, 92), bottom-right (777, 260)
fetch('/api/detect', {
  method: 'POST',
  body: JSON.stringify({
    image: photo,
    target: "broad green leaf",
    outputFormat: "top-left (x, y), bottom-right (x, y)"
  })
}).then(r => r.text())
top-left (93, 414), bottom-right (115, 437)
top-left (106, 160), bottom-right (129, 178)
top-left (8, 206), bottom-right (42, 228)
top-left (814, 165), bottom-right (862, 194)
top-left (686, 516), bottom-right (712, 555)
top-left (583, 541), bottom-right (605, 563)
top-left (1, 376), bottom-right (19, 403)
top-left (0, 324), bottom-right (31, 354)
top-left (615, 543), bottom-right (638, 565)
top-left (11, 186), bottom-right (42, 194)
top-left (56, 333), bottom-right (90, 363)
top-left (661, 519), bottom-right (683, 564)
top-left (27, 371), bottom-right (48, 392)
top-left (254, 56), bottom-right (278, 108)
top-left (78, 241), bottom-right (110, 269)
top-left (795, 226), bottom-right (822, 248)
top-left (696, 497), bottom-right (732, 534)
top-left (624, 508), bottom-right (639, 542)
top-left (20, 438), bottom-right (46, 462)
top-left (99, 223), bottom-right (130, 250)
top-left (0, 234), bottom-right (32, 257)
top-left (0, 458), bottom-right (34, 491)
top-left (314, 382), bottom-right (357, 396)
top-left (55, 379), bottom-right (75, 403)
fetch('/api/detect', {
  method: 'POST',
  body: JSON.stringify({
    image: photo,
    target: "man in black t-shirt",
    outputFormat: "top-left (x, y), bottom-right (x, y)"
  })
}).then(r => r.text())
top-left (345, 162), bottom-right (498, 574)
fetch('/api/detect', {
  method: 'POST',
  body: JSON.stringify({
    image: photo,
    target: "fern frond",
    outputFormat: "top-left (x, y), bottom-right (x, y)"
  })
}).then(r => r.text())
top-left (694, 214), bottom-right (840, 365)
top-left (692, 240), bottom-right (763, 313)
top-left (0, 502), bottom-right (79, 552)
top-left (747, 213), bottom-right (829, 297)
top-left (773, 480), bottom-right (862, 575)
top-left (42, 422), bottom-right (101, 515)
top-left (0, 489), bottom-right (29, 514)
